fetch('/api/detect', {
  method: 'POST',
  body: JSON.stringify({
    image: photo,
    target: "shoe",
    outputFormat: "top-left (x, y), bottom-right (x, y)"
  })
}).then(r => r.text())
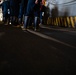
top-left (4, 22), bottom-right (8, 25)
top-left (21, 26), bottom-right (27, 31)
top-left (22, 28), bottom-right (27, 31)
top-left (9, 22), bottom-right (12, 25)
top-left (13, 25), bottom-right (21, 28)
top-left (16, 25), bottom-right (21, 27)
top-left (21, 26), bottom-right (24, 29)
top-left (34, 28), bottom-right (37, 31)
top-left (39, 23), bottom-right (41, 25)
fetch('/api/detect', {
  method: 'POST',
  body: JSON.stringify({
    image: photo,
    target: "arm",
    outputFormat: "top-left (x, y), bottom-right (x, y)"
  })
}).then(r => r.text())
top-left (35, 0), bottom-right (38, 4)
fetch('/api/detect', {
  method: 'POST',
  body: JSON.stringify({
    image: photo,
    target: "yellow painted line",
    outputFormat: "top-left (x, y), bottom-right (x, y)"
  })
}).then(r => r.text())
top-left (51, 18), bottom-right (52, 24)
top-left (56, 18), bottom-right (58, 26)
top-left (54, 21), bottom-right (55, 25)
top-left (50, 18), bottom-right (51, 24)
top-left (58, 17), bottom-right (60, 25)
top-left (70, 17), bottom-right (75, 28)
top-left (74, 17), bottom-right (76, 28)
top-left (54, 19), bottom-right (55, 25)
top-left (67, 17), bottom-right (71, 27)
top-left (64, 18), bottom-right (67, 27)
top-left (53, 19), bottom-right (54, 25)
top-left (74, 16), bottom-right (76, 23)
top-left (50, 19), bottom-right (51, 25)
top-left (55, 18), bottom-right (57, 25)
top-left (74, 16), bottom-right (76, 28)
top-left (57, 17), bottom-right (59, 25)
top-left (54, 19), bottom-right (56, 25)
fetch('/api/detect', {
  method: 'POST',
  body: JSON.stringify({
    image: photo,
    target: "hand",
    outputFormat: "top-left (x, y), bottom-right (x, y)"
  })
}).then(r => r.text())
top-left (35, 0), bottom-right (38, 4)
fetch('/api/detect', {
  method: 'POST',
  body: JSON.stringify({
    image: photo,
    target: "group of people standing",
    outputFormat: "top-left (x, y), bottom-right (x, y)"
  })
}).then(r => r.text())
top-left (0, 0), bottom-right (45, 31)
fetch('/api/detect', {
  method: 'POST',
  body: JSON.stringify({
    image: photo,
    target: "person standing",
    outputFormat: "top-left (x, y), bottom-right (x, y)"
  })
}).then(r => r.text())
top-left (18, 0), bottom-right (28, 26)
top-left (21, 0), bottom-right (44, 31)
top-left (9, 0), bottom-right (20, 26)
top-left (2, 0), bottom-right (10, 25)
top-left (39, 0), bottom-right (45, 25)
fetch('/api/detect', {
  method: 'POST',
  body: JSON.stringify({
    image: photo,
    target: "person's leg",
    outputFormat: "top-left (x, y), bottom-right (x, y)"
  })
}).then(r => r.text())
top-left (9, 6), bottom-right (14, 24)
top-left (22, 0), bottom-right (31, 30)
top-left (34, 11), bottom-right (40, 31)
top-left (2, 2), bottom-right (6, 22)
top-left (28, 16), bottom-right (34, 28)
top-left (22, 0), bottom-right (35, 30)
top-left (40, 11), bottom-right (43, 25)
top-left (24, 16), bottom-right (29, 28)
top-left (18, 0), bottom-right (24, 24)
top-left (2, 1), bottom-right (9, 25)
top-left (13, 2), bottom-right (20, 26)
top-left (34, 16), bottom-right (39, 30)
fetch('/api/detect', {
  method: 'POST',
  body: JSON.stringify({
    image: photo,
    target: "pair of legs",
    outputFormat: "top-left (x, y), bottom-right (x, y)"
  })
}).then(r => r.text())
top-left (23, 15), bottom-right (39, 30)
top-left (2, 1), bottom-right (10, 25)
top-left (22, 0), bottom-right (40, 31)
top-left (9, 0), bottom-right (20, 26)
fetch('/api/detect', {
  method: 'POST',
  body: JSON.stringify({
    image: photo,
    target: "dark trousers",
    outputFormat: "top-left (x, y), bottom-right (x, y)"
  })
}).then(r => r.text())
top-left (2, 1), bottom-right (10, 22)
